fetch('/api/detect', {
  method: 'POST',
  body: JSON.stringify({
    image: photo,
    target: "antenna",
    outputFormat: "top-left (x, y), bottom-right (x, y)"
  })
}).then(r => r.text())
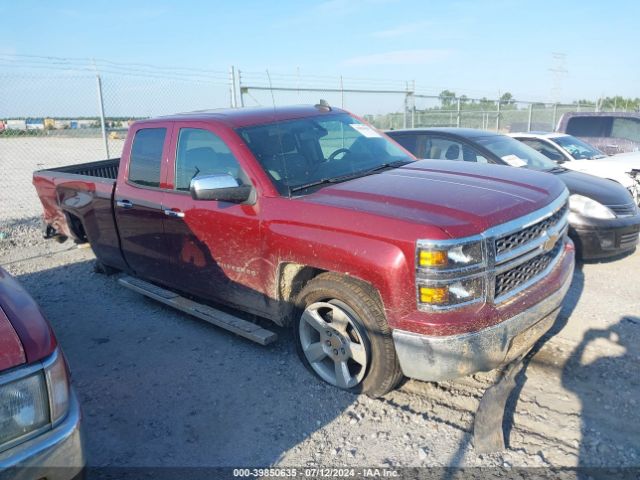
top-left (266, 69), bottom-right (277, 110)
top-left (266, 69), bottom-right (290, 196)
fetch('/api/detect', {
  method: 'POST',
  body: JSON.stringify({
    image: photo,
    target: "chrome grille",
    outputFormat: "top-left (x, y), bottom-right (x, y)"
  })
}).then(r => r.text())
top-left (608, 203), bottom-right (637, 217)
top-left (495, 204), bottom-right (568, 256)
top-left (495, 242), bottom-right (563, 298)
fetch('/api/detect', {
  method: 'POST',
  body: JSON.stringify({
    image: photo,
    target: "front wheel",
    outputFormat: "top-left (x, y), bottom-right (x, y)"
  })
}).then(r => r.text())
top-left (294, 273), bottom-right (403, 397)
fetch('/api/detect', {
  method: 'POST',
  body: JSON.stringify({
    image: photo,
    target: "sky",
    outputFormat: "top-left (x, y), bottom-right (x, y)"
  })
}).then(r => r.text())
top-left (1, 0), bottom-right (639, 117)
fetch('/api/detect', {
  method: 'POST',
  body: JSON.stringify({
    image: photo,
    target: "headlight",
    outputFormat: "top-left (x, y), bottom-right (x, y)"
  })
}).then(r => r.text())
top-left (0, 349), bottom-right (70, 450)
top-left (417, 240), bottom-right (485, 270)
top-left (0, 372), bottom-right (50, 447)
top-left (418, 276), bottom-right (485, 309)
top-left (569, 194), bottom-right (615, 219)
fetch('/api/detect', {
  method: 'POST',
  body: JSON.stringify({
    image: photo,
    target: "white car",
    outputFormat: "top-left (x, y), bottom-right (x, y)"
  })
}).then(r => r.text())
top-left (510, 132), bottom-right (640, 204)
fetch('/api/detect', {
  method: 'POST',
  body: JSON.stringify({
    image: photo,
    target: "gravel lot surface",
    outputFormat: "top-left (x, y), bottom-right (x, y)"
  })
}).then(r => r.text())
top-left (0, 137), bottom-right (124, 222)
top-left (1, 223), bottom-right (638, 472)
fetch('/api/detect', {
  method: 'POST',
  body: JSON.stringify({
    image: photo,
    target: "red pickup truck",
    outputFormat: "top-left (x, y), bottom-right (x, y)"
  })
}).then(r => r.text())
top-left (33, 105), bottom-right (575, 397)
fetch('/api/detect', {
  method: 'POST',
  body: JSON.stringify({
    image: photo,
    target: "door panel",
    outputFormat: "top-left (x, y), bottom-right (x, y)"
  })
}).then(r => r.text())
top-left (114, 124), bottom-right (173, 284)
top-left (161, 123), bottom-right (267, 313)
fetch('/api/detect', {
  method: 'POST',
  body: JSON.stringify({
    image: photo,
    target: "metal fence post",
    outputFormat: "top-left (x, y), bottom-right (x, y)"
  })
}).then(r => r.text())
top-left (527, 103), bottom-right (533, 132)
top-left (456, 98), bottom-right (461, 128)
top-left (403, 83), bottom-right (408, 128)
top-left (410, 80), bottom-right (416, 128)
top-left (229, 66), bottom-right (238, 108)
top-left (552, 103), bottom-right (558, 130)
top-left (238, 69), bottom-right (245, 107)
top-left (95, 74), bottom-right (110, 158)
top-left (496, 100), bottom-right (501, 132)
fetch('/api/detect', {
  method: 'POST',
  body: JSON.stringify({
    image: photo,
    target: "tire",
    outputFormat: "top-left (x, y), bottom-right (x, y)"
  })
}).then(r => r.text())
top-left (294, 272), bottom-right (403, 397)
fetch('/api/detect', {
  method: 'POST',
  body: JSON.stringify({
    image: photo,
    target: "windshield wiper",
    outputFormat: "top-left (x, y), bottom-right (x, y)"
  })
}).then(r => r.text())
top-left (289, 175), bottom-right (355, 193)
top-left (289, 160), bottom-right (411, 194)
top-left (363, 159), bottom-right (412, 174)
top-left (545, 166), bottom-right (568, 173)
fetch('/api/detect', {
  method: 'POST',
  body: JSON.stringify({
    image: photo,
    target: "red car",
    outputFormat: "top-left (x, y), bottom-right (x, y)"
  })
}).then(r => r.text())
top-left (0, 267), bottom-right (84, 479)
top-left (34, 105), bottom-right (575, 397)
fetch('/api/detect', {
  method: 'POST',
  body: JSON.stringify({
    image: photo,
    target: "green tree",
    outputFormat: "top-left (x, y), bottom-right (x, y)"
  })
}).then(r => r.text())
top-left (438, 90), bottom-right (456, 108)
top-left (499, 92), bottom-right (515, 105)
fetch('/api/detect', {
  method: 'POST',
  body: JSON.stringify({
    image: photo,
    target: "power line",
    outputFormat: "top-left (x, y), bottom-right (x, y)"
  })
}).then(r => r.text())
top-left (0, 53), bottom-right (227, 76)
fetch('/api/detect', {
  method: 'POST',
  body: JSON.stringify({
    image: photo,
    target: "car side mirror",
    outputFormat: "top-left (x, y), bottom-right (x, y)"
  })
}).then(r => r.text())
top-left (190, 174), bottom-right (253, 203)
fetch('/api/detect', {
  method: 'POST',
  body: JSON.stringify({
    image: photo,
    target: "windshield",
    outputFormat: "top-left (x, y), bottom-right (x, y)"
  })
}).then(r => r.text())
top-left (237, 113), bottom-right (413, 195)
top-left (474, 135), bottom-right (557, 171)
top-left (553, 135), bottom-right (606, 159)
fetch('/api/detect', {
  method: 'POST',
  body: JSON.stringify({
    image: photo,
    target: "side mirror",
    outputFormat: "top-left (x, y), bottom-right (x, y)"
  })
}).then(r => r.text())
top-left (190, 174), bottom-right (253, 203)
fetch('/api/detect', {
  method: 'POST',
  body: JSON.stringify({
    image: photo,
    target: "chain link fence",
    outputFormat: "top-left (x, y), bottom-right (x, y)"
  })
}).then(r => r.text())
top-left (0, 68), bottom-right (231, 233)
top-left (0, 62), bottom-right (618, 235)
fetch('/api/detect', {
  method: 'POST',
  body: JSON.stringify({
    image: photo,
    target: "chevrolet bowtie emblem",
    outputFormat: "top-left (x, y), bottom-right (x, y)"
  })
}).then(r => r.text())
top-left (542, 231), bottom-right (559, 252)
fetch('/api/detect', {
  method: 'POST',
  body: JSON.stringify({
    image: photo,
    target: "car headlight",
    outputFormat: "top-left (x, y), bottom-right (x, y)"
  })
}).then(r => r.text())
top-left (0, 372), bottom-right (50, 447)
top-left (0, 349), bottom-right (70, 450)
top-left (569, 194), bottom-right (615, 219)
top-left (417, 239), bottom-right (485, 270)
top-left (418, 276), bottom-right (485, 308)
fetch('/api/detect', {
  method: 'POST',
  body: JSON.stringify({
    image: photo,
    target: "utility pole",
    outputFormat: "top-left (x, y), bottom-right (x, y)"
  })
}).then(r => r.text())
top-left (549, 52), bottom-right (568, 104)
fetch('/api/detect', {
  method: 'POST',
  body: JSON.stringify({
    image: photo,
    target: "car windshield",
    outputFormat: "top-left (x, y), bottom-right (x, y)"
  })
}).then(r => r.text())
top-left (236, 113), bottom-right (413, 196)
top-left (474, 135), bottom-right (557, 171)
top-left (553, 135), bottom-right (607, 160)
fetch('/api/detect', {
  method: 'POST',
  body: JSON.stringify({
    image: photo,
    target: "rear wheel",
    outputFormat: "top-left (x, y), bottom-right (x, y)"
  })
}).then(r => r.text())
top-left (294, 273), bottom-right (403, 397)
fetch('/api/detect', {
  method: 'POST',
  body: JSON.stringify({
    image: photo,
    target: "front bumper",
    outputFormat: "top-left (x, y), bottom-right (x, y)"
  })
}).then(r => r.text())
top-left (570, 213), bottom-right (640, 260)
top-left (0, 389), bottom-right (84, 480)
top-left (392, 250), bottom-right (574, 382)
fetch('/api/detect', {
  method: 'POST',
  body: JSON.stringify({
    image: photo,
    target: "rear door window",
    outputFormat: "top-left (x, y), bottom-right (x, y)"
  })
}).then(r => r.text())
top-left (128, 128), bottom-right (167, 187)
top-left (424, 136), bottom-right (488, 163)
top-left (566, 117), bottom-right (611, 137)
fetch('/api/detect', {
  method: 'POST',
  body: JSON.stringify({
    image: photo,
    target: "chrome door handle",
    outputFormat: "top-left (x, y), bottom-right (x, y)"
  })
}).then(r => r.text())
top-left (164, 209), bottom-right (185, 218)
top-left (116, 199), bottom-right (133, 209)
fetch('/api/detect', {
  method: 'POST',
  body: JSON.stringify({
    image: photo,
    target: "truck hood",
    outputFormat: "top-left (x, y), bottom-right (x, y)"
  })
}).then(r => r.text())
top-left (303, 160), bottom-right (566, 238)
top-left (0, 267), bottom-right (56, 370)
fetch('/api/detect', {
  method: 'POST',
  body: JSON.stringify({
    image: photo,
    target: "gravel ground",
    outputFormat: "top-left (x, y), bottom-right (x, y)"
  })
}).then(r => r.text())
top-left (1, 222), bottom-right (639, 473)
top-left (0, 137), bottom-right (125, 223)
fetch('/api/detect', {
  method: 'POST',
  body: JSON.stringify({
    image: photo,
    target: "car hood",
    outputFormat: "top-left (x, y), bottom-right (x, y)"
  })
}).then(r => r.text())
top-left (0, 267), bottom-right (56, 370)
top-left (563, 160), bottom-right (634, 188)
top-left (303, 160), bottom-right (566, 238)
top-left (608, 151), bottom-right (640, 168)
top-left (550, 168), bottom-right (635, 205)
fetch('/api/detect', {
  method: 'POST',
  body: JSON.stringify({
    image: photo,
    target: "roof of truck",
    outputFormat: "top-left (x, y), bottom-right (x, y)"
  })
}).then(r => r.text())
top-left (144, 105), bottom-right (348, 128)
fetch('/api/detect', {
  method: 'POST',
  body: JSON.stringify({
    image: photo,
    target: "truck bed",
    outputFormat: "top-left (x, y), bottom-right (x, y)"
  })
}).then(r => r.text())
top-left (33, 157), bottom-right (127, 270)
top-left (38, 158), bottom-right (120, 179)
